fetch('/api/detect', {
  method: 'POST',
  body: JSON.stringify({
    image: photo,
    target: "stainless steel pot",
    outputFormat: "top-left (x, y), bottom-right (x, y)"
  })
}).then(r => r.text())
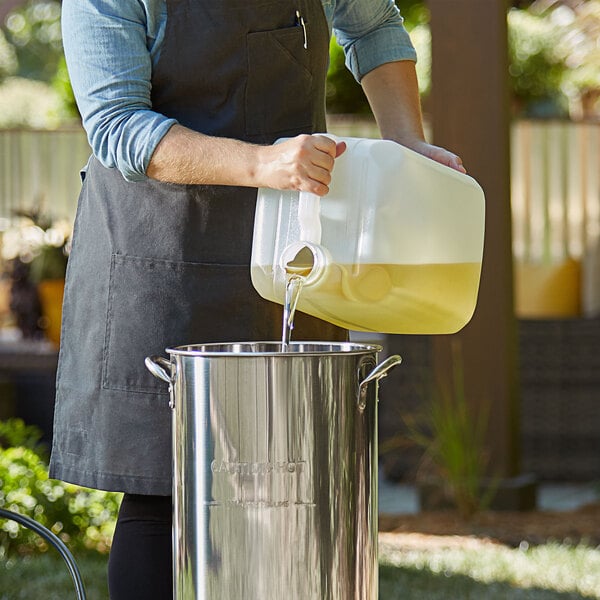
top-left (146, 342), bottom-right (401, 600)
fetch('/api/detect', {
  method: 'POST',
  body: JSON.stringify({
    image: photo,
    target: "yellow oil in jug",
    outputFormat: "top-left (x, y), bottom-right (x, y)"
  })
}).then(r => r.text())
top-left (253, 262), bottom-right (481, 334)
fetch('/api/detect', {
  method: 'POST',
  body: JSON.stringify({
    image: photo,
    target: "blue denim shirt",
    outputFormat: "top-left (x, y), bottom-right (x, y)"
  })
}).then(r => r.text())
top-left (62, 0), bottom-right (417, 182)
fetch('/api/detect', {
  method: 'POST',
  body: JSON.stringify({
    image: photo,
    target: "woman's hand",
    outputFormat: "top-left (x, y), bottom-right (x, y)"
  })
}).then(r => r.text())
top-left (256, 134), bottom-right (347, 196)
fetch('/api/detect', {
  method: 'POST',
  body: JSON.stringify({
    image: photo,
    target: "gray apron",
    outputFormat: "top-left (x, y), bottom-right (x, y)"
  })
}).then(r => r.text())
top-left (50, 0), bottom-right (345, 495)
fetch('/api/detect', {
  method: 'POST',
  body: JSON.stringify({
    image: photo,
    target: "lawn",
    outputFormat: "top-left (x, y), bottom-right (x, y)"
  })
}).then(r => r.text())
top-left (1, 536), bottom-right (600, 599)
top-left (0, 550), bottom-right (108, 600)
top-left (379, 534), bottom-right (600, 599)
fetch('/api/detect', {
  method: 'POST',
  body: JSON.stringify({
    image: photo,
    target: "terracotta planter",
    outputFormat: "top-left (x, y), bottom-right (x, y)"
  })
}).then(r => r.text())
top-left (514, 258), bottom-right (581, 318)
top-left (37, 278), bottom-right (65, 347)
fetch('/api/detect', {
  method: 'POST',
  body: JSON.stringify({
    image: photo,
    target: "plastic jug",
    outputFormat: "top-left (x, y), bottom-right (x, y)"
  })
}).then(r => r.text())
top-left (251, 136), bottom-right (485, 334)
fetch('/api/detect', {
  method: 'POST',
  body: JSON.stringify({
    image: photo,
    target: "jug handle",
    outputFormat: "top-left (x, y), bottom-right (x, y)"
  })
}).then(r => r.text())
top-left (298, 191), bottom-right (322, 244)
top-left (357, 354), bottom-right (402, 412)
top-left (145, 355), bottom-right (175, 407)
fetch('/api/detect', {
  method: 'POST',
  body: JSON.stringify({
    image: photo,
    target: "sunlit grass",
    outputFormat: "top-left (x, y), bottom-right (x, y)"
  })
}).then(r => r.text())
top-left (380, 536), bottom-right (600, 599)
top-left (2, 538), bottom-right (600, 599)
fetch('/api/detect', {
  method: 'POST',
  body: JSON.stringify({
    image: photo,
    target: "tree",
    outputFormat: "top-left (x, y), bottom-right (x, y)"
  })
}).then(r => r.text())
top-left (507, 7), bottom-right (570, 117)
top-left (0, 0), bottom-right (76, 126)
top-left (326, 1), bottom-right (430, 115)
top-left (1, 0), bottom-right (63, 82)
top-left (508, 0), bottom-right (600, 119)
top-left (0, 0), bottom-right (29, 24)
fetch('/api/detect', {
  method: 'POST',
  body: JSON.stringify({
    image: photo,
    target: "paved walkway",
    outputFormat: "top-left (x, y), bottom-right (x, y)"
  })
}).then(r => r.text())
top-left (378, 470), bottom-right (600, 514)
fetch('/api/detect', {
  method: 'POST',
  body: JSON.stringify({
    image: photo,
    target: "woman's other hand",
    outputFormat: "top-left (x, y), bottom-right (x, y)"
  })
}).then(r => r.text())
top-left (402, 139), bottom-right (467, 174)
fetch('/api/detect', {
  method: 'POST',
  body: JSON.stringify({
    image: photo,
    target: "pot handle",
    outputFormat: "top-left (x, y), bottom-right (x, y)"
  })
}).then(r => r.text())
top-left (357, 354), bottom-right (402, 412)
top-left (145, 355), bottom-right (172, 383)
top-left (145, 355), bottom-right (175, 407)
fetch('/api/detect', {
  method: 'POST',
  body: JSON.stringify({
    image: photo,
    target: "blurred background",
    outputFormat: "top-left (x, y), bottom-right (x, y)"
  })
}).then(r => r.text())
top-left (1, 1), bottom-right (600, 597)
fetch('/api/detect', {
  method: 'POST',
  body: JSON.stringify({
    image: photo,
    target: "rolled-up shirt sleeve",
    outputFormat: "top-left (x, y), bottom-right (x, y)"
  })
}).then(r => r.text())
top-left (62, 0), bottom-right (176, 181)
top-left (333, 0), bottom-right (417, 82)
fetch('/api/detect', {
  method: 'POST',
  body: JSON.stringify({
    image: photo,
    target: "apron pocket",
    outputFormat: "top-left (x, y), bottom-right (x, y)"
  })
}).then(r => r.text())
top-left (102, 254), bottom-right (266, 395)
top-left (245, 26), bottom-right (313, 136)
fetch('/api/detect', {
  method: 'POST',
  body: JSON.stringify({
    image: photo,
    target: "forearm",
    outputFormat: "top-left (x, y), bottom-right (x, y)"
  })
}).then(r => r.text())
top-left (361, 60), bottom-right (425, 146)
top-left (146, 125), bottom-right (346, 196)
top-left (146, 124), bottom-right (263, 186)
top-left (362, 60), bottom-right (466, 173)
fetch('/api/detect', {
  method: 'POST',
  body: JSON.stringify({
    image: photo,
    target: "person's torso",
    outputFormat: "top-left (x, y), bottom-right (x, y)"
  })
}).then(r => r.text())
top-left (150, 0), bottom-right (331, 143)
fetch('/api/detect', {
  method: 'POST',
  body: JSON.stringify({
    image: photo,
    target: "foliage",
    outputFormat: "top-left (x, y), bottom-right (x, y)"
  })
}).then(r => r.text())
top-left (329, 1), bottom-right (600, 119)
top-left (1, 1), bottom-right (598, 125)
top-left (507, 7), bottom-right (570, 117)
top-left (555, 0), bottom-right (600, 117)
top-left (325, 2), bottom-right (431, 115)
top-left (410, 24), bottom-right (431, 99)
top-left (2, 0), bottom-right (62, 82)
top-left (0, 29), bottom-right (17, 81)
top-left (1, 210), bottom-right (70, 339)
top-left (0, 418), bottom-right (121, 557)
top-left (0, 0), bottom-right (77, 125)
top-left (0, 418), bottom-right (46, 455)
top-left (402, 342), bottom-right (496, 518)
top-left (506, 1), bottom-right (600, 117)
top-left (326, 39), bottom-right (371, 115)
top-left (397, 0), bottom-right (430, 29)
top-left (51, 54), bottom-right (78, 119)
top-left (2, 209), bottom-right (70, 284)
top-left (0, 75), bottom-right (65, 128)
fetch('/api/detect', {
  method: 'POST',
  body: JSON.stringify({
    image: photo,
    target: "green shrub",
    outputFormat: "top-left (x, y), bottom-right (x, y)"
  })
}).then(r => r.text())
top-left (0, 76), bottom-right (67, 128)
top-left (326, 38), bottom-right (371, 115)
top-left (0, 419), bottom-right (121, 557)
top-left (0, 418), bottom-right (45, 454)
top-left (401, 341), bottom-right (497, 518)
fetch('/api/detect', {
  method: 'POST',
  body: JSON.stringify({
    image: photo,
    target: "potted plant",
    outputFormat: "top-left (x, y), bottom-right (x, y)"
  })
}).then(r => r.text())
top-left (402, 340), bottom-right (498, 519)
top-left (1, 209), bottom-right (70, 346)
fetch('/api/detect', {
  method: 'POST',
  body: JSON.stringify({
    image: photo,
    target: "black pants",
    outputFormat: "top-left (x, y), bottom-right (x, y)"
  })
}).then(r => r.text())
top-left (108, 494), bottom-right (173, 600)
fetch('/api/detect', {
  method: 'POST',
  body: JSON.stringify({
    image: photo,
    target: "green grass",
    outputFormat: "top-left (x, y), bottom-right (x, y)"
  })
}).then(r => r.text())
top-left (380, 540), bottom-right (600, 599)
top-left (1, 540), bottom-right (599, 599)
top-left (0, 550), bottom-right (108, 600)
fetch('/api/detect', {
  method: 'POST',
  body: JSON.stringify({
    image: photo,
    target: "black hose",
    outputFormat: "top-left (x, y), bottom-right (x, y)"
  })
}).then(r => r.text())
top-left (0, 507), bottom-right (87, 600)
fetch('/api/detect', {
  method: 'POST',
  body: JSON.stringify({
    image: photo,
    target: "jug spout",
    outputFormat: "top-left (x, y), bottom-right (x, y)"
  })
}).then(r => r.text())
top-left (275, 241), bottom-right (330, 296)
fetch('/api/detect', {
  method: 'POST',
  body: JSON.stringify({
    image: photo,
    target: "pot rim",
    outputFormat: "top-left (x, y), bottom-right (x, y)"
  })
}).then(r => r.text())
top-left (166, 341), bottom-right (383, 357)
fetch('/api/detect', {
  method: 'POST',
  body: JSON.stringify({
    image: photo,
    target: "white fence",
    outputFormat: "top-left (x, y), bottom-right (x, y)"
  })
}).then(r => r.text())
top-left (1, 120), bottom-right (599, 314)
top-left (511, 120), bottom-right (600, 264)
top-left (510, 121), bottom-right (600, 316)
top-left (0, 127), bottom-right (91, 224)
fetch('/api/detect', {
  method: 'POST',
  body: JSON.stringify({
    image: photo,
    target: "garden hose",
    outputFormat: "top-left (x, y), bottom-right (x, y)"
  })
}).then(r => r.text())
top-left (0, 507), bottom-right (87, 600)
